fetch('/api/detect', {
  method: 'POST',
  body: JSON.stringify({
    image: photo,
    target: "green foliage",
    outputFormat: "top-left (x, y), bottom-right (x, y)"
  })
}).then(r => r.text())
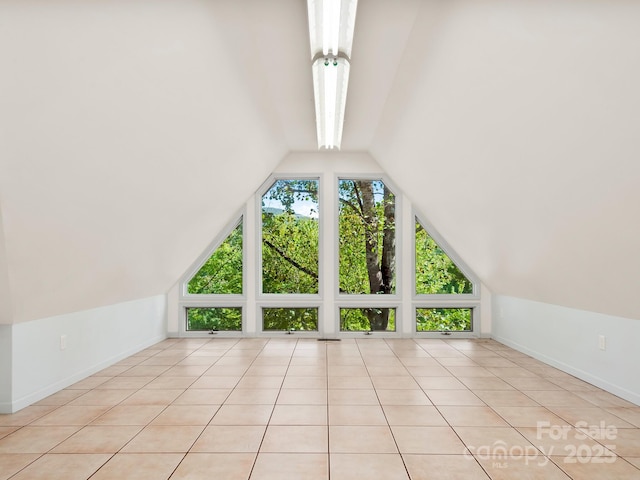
top-left (187, 180), bottom-right (476, 334)
top-left (416, 308), bottom-right (471, 332)
top-left (263, 308), bottom-right (318, 331)
top-left (188, 223), bottom-right (243, 294)
top-left (186, 307), bottom-right (242, 331)
top-left (338, 180), bottom-right (396, 294)
top-left (262, 180), bottom-right (319, 294)
top-left (415, 221), bottom-right (472, 294)
top-left (340, 308), bottom-right (396, 332)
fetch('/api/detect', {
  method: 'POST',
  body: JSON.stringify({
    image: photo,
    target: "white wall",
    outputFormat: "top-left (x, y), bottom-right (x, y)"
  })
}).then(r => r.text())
top-left (0, 204), bottom-right (12, 325)
top-left (167, 282), bottom-right (180, 336)
top-left (493, 295), bottom-right (640, 406)
top-left (4, 295), bottom-right (167, 413)
top-left (0, 325), bottom-right (12, 411)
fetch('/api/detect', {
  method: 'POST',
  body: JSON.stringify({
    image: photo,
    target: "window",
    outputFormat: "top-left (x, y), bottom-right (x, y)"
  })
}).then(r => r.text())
top-left (340, 308), bottom-right (396, 332)
top-left (338, 179), bottom-right (396, 295)
top-left (181, 217), bottom-right (245, 335)
top-left (187, 221), bottom-right (243, 295)
top-left (186, 307), bottom-right (242, 332)
top-left (416, 308), bottom-right (472, 332)
top-left (415, 218), bottom-right (472, 295)
top-left (262, 308), bottom-right (319, 331)
top-left (178, 163), bottom-right (481, 337)
top-left (261, 179), bottom-right (319, 294)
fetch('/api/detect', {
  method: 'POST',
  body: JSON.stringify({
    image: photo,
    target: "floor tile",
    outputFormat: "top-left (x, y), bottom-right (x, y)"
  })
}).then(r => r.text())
top-left (8, 453), bottom-right (111, 480)
top-left (0, 453), bottom-right (40, 480)
top-left (277, 389), bottom-right (327, 405)
top-left (517, 426), bottom-right (615, 460)
top-left (170, 453), bottom-right (256, 479)
top-left (445, 366), bottom-right (496, 377)
top-left (382, 405), bottom-right (447, 426)
top-left (121, 425), bottom-right (204, 453)
top-left (236, 376), bottom-right (284, 389)
top-left (625, 457), bottom-right (640, 469)
top-left (90, 405), bottom-right (164, 425)
top-left (391, 426), bottom-right (466, 454)
top-left (34, 389), bottom-right (88, 406)
top-left (225, 388), bottom-right (280, 405)
top-left (190, 376), bottom-right (242, 389)
top-left (51, 425), bottom-right (142, 453)
top-left (328, 376), bottom-right (374, 389)
top-left (330, 453), bottom-right (409, 480)
top-left (0, 406), bottom-right (59, 427)
top-left (403, 454), bottom-right (490, 479)
top-left (502, 377), bottom-right (564, 390)
top-left (251, 453), bottom-right (328, 480)
top-left (68, 389), bottom-right (135, 406)
top-left (172, 388), bottom-right (232, 405)
top-left (491, 406), bottom-right (571, 428)
top-left (150, 405), bottom-right (219, 425)
top-left (203, 365), bottom-right (248, 376)
top-left (270, 405), bottom-right (327, 425)
top-left (96, 376), bottom-right (156, 390)
top-left (606, 408), bottom-right (640, 427)
top-left (554, 457), bottom-right (640, 480)
top-left (282, 376), bottom-right (327, 389)
top-left (607, 428), bottom-right (640, 457)
top-left (4, 339), bottom-right (637, 480)
top-left (367, 366), bottom-right (410, 376)
top-left (473, 390), bottom-right (541, 407)
top-left (0, 427), bottom-right (18, 440)
top-left (476, 455), bottom-right (571, 479)
top-left (424, 389), bottom-right (485, 406)
top-left (405, 365), bottom-right (452, 377)
top-left (68, 376), bottom-right (112, 390)
top-left (329, 425), bottom-right (397, 453)
top-left (454, 426), bottom-right (535, 453)
top-left (487, 367), bottom-right (538, 378)
top-left (211, 404), bottom-right (274, 425)
top-left (371, 376), bottom-right (420, 390)
top-left (376, 389), bottom-right (431, 406)
top-left (144, 376), bottom-right (198, 389)
top-left (415, 376), bottom-right (467, 390)
top-left (548, 406), bottom-right (636, 428)
top-left (438, 406), bottom-right (509, 427)
top-left (162, 365), bottom-right (211, 376)
top-left (328, 389), bottom-right (379, 405)
top-left (523, 391), bottom-right (599, 408)
top-left (90, 453), bottom-right (184, 480)
top-left (191, 425), bottom-right (266, 452)
top-left (329, 405), bottom-right (387, 425)
top-left (30, 406), bottom-right (110, 426)
top-left (120, 389), bottom-right (184, 406)
top-left (245, 365), bottom-right (289, 376)
top-left (261, 425), bottom-right (328, 453)
top-left (118, 365), bottom-right (171, 377)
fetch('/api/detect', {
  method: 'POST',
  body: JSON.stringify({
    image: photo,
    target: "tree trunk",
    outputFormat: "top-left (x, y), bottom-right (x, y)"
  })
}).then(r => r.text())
top-left (356, 181), bottom-right (395, 331)
top-left (381, 185), bottom-right (395, 295)
top-left (357, 181), bottom-right (383, 295)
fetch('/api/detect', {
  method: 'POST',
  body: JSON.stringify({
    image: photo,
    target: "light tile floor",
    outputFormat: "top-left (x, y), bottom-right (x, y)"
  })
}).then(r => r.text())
top-left (1, 338), bottom-right (639, 479)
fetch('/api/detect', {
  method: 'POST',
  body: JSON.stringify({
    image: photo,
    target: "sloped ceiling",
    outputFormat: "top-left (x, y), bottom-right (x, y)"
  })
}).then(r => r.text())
top-left (0, 0), bottom-right (639, 324)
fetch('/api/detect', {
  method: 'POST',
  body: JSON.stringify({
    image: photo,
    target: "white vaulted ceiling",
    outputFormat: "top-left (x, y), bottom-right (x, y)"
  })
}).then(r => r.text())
top-left (1, 0), bottom-right (639, 324)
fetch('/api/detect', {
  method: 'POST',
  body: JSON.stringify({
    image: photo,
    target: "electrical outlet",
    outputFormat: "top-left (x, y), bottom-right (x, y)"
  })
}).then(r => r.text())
top-left (598, 335), bottom-right (606, 351)
top-left (60, 334), bottom-right (67, 350)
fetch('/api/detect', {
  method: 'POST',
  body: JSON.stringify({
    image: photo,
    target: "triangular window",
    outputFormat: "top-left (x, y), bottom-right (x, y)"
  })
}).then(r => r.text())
top-left (415, 218), bottom-right (472, 295)
top-left (187, 219), bottom-right (243, 295)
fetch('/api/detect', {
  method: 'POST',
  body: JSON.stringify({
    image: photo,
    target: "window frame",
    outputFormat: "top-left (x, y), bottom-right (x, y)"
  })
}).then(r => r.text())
top-left (176, 166), bottom-right (483, 339)
top-left (412, 210), bottom-right (480, 338)
top-left (178, 211), bottom-right (247, 337)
